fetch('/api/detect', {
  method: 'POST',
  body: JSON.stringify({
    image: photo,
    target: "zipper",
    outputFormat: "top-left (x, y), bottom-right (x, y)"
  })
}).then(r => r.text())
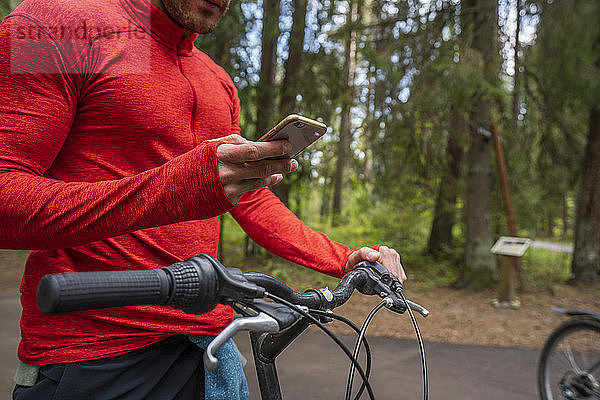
top-left (177, 30), bottom-right (198, 147)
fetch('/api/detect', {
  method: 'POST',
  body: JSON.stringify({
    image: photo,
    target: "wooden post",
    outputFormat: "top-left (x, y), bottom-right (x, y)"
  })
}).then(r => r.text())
top-left (498, 256), bottom-right (516, 303)
top-left (491, 124), bottom-right (529, 293)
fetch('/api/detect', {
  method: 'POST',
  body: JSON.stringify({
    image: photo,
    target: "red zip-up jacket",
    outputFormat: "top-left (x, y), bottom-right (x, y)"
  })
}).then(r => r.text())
top-left (0, 0), bottom-right (353, 365)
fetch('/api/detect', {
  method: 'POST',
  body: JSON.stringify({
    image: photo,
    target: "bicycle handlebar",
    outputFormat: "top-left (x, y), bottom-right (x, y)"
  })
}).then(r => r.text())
top-left (38, 253), bottom-right (429, 383)
top-left (38, 254), bottom-right (428, 319)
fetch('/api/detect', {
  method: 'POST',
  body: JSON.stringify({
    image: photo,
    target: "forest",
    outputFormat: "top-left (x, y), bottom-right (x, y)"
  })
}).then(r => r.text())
top-left (1, 0), bottom-right (598, 290)
top-left (195, 0), bottom-right (599, 290)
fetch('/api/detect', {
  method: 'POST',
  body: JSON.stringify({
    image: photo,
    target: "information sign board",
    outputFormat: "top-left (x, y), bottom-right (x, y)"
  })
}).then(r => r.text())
top-left (491, 236), bottom-right (532, 257)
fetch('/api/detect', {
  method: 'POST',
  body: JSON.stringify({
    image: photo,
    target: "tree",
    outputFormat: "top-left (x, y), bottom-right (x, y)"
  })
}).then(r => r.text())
top-left (572, 106), bottom-right (600, 283)
top-left (332, 0), bottom-right (359, 225)
top-left (255, 0), bottom-right (281, 139)
top-left (247, 0), bottom-right (282, 257)
top-left (428, 106), bottom-right (465, 256)
top-left (273, 0), bottom-right (309, 207)
top-left (526, 0), bottom-right (600, 284)
top-left (460, 0), bottom-right (499, 288)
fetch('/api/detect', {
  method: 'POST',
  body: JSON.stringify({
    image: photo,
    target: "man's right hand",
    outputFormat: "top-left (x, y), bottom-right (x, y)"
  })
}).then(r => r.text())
top-left (215, 134), bottom-right (298, 204)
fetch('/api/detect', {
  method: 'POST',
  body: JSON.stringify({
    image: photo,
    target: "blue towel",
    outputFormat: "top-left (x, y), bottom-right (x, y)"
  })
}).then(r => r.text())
top-left (188, 335), bottom-right (249, 400)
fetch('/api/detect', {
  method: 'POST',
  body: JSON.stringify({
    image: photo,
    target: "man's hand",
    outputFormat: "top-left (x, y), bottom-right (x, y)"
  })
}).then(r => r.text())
top-left (215, 135), bottom-right (298, 204)
top-left (344, 245), bottom-right (407, 283)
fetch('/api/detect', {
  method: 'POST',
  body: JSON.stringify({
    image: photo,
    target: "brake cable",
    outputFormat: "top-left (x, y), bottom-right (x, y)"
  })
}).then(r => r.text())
top-left (346, 299), bottom-right (388, 400)
top-left (265, 292), bottom-right (377, 400)
top-left (397, 287), bottom-right (429, 400)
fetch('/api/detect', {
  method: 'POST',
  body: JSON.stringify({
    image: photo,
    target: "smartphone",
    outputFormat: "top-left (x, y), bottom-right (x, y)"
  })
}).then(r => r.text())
top-left (257, 114), bottom-right (327, 159)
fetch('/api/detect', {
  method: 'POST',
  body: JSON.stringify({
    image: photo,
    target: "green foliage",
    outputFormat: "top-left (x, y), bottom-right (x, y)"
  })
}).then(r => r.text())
top-left (402, 251), bottom-right (462, 288)
top-left (220, 195), bottom-right (572, 291)
top-left (522, 247), bottom-right (572, 288)
top-left (207, 0), bottom-right (596, 290)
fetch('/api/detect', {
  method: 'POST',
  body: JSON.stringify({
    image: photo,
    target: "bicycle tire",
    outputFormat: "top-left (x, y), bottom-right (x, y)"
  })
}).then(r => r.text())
top-left (538, 318), bottom-right (600, 400)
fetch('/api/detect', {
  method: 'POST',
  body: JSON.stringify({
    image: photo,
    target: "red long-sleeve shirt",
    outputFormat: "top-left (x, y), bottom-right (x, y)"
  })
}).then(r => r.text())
top-left (0, 0), bottom-right (352, 365)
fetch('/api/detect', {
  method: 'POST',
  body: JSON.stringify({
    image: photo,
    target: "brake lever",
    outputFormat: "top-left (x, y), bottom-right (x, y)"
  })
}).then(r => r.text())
top-left (203, 312), bottom-right (279, 371)
top-left (385, 297), bottom-right (430, 317)
top-left (403, 299), bottom-right (430, 317)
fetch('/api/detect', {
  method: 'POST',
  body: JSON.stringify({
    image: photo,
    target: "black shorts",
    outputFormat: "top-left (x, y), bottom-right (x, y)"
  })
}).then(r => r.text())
top-left (13, 335), bottom-right (205, 400)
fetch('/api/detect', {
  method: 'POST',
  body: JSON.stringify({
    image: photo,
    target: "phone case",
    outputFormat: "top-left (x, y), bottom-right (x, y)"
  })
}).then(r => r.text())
top-left (257, 114), bottom-right (327, 158)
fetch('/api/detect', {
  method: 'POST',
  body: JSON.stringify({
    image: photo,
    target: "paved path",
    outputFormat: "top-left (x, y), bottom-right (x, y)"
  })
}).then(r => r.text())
top-left (531, 241), bottom-right (573, 254)
top-left (1, 293), bottom-right (540, 399)
top-left (1, 293), bottom-right (19, 400)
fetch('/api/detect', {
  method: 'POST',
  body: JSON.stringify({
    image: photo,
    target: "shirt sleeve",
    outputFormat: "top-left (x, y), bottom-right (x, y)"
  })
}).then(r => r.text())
top-left (0, 16), bottom-right (233, 250)
top-left (229, 188), bottom-right (351, 278)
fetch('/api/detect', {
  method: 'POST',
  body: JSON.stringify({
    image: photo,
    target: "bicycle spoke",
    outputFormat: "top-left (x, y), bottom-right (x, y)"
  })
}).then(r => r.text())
top-left (562, 342), bottom-right (584, 375)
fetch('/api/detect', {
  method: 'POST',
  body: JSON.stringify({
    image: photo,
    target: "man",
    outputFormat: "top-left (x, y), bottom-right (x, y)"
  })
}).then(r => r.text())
top-left (0, 0), bottom-right (405, 398)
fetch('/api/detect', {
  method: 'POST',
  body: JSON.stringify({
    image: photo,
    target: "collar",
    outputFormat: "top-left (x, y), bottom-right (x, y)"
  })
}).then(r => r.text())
top-left (119, 0), bottom-right (199, 56)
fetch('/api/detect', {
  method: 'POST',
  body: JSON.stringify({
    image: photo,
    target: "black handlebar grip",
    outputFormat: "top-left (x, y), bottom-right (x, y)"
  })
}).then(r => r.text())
top-left (37, 269), bottom-right (171, 315)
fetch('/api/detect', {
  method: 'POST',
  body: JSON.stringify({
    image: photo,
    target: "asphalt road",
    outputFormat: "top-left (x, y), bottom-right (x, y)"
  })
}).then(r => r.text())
top-left (1, 292), bottom-right (540, 399)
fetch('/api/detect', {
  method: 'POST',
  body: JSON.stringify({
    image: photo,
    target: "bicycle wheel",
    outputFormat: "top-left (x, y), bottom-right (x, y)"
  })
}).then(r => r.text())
top-left (538, 318), bottom-right (600, 400)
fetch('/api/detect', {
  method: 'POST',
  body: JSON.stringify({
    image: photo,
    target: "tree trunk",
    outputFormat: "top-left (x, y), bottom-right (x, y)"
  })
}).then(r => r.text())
top-left (461, 0), bottom-right (498, 288)
top-left (279, 0), bottom-right (307, 118)
top-left (320, 186), bottom-right (331, 223)
top-left (561, 194), bottom-right (569, 241)
top-left (272, 0), bottom-right (308, 207)
top-left (255, 0), bottom-right (281, 139)
top-left (332, 0), bottom-right (358, 226)
top-left (512, 0), bottom-right (522, 131)
top-left (428, 107), bottom-right (464, 256)
top-left (571, 106), bottom-right (600, 284)
top-left (463, 113), bottom-right (496, 288)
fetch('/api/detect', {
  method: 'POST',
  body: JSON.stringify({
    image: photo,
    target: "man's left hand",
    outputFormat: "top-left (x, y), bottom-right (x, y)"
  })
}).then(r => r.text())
top-left (344, 245), bottom-right (407, 283)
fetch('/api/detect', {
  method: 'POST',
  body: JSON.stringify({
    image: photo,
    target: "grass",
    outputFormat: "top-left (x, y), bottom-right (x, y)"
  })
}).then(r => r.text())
top-left (522, 247), bottom-right (572, 288)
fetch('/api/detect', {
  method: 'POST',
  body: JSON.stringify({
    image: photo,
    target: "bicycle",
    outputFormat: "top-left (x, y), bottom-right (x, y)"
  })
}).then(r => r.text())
top-left (37, 254), bottom-right (430, 400)
top-left (538, 306), bottom-right (600, 400)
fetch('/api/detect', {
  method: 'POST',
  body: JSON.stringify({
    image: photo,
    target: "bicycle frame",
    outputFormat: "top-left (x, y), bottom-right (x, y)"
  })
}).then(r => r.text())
top-left (249, 317), bottom-right (312, 400)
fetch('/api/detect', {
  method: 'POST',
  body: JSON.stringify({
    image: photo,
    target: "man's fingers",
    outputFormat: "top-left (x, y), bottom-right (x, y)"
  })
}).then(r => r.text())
top-left (217, 141), bottom-right (292, 163)
top-left (242, 159), bottom-right (298, 179)
top-left (225, 175), bottom-right (284, 199)
top-left (345, 247), bottom-right (380, 271)
top-left (378, 246), bottom-right (407, 282)
top-left (217, 139), bottom-right (297, 204)
top-left (357, 246), bottom-right (380, 262)
top-left (219, 159), bottom-right (298, 183)
top-left (344, 245), bottom-right (407, 283)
